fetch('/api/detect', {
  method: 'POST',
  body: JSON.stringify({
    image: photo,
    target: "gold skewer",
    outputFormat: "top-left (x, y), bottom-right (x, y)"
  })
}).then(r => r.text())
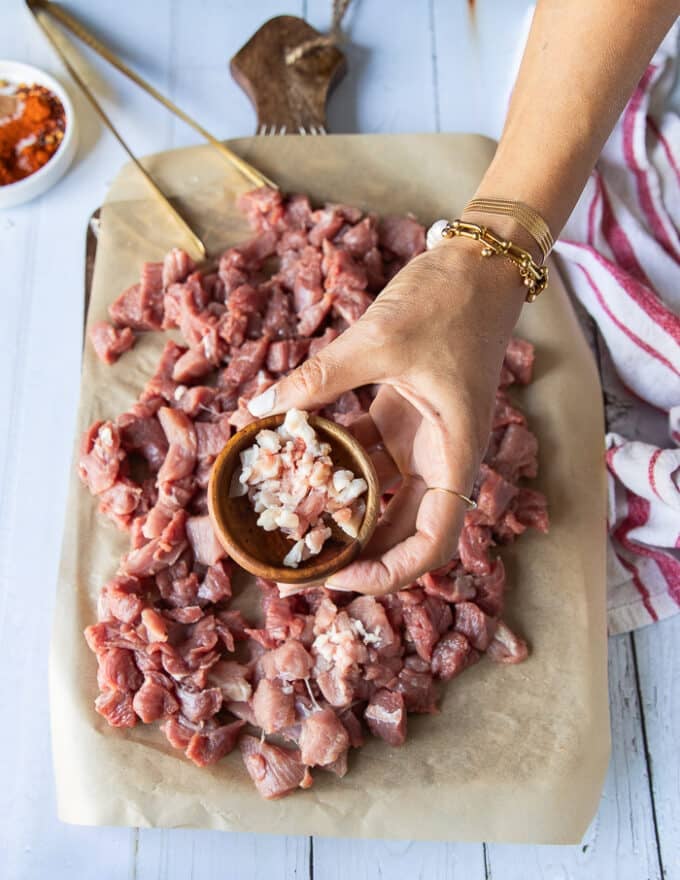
top-left (27, 1), bottom-right (208, 258)
top-left (29, 0), bottom-right (277, 191)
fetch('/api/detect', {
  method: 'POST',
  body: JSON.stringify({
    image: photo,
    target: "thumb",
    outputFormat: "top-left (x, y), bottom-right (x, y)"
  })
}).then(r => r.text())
top-left (248, 323), bottom-right (381, 417)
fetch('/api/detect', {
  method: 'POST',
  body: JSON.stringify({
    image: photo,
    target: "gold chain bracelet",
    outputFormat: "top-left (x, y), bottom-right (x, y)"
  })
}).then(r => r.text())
top-left (436, 219), bottom-right (549, 302)
top-left (464, 198), bottom-right (554, 262)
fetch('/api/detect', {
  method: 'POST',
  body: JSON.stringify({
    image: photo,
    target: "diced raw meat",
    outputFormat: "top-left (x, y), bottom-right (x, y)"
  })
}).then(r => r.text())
top-left (96, 647), bottom-right (142, 692)
top-left (162, 248), bottom-right (195, 288)
top-left (198, 560), bottom-right (233, 604)
top-left (172, 347), bottom-right (214, 383)
top-left (297, 293), bottom-right (335, 336)
top-left (364, 689), bottom-right (406, 746)
top-left (395, 668), bottom-right (438, 714)
top-left (266, 339), bottom-right (310, 373)
top-left (186, 720), bottom-right (245, 767)
top-left (504, 337), bottom-right (534, 385)
top-left (260, 639), bottom-right (313, 681)
top-left (97, 478), bottom-right (142, 530)
top-left (237, 187), bottom-right (285, 233)
top-left (263, 285), bottom-right (295, 338)
top-left (346, 596), bottom-right (398, 655)
top-left (132, 673), bottom-right (179, 722)
top-left (378, 214), bottom-right (425, 261)
top-left (492, 423), bottom-right (538, 482)
top-left (431, 630), bottom-right (477, 681)
top-left (141, 341), bottom-right (187, 403)
top-left (309, 207), bottom-right (346, 247)
top-left (98, 575), bottom-right (145, 624)
top-left (338, 216), bottom-right (378, 257)
top-left (475, 465), bottom-right (519, 524)
top-left (332, 288), bottom-right (372, 324)
top-left (513, 488), bottom-right (550, 533)
top-left (109, 283), bottom-right (162, 331)
top-left (175, 386), bottom-right (217, 419)
top-left (78, 421), bottom-right (125, 495)
top-left (402, 597), bottom-right (452, 662)
top-left (486, 621), bottom-right (529, 664)
top-left (95, 689), bottom-right (137, 728)
top-left (252, 678), bottom-right (296, 733)
top-left (453, 602), bottom-right (497, 651)
top-left (186, 516), bottom-right (226, 566)
top-left (157, 408), bottom-right (197, 484)
top-left (120, 510), bottom-right (188, 577)
top-left (472, 559), bottom-right (506, 617)
top-left (117, 405), bottom-right (168, 471)
top-left (175, 685), bottom-right (222, 723)
top-left (89, 321), bottom-right (135, 364)
top-left (162, 715), bottom-right (201, 750)
top-left (458, 523), bottom-right (493, 575)
top-left (208, 660), bottom-right (252, 702)
top-left (83, 189), bottom-right (544, 800)
top-left (299, 708), bottom-right (350, 767)
top-left (222, 337), bottom-right (271, 387)
top-left (240, 735), bottom-right (312, 800)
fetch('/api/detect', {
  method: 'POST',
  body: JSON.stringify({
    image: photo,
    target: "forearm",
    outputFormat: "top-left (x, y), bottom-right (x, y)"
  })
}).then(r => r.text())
top-left (470, 0), bottom-right (678, 240)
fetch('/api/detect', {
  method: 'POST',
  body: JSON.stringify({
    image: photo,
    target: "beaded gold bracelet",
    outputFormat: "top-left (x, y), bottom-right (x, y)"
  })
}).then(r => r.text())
top-left (426, 219), bottom-right (549, 302)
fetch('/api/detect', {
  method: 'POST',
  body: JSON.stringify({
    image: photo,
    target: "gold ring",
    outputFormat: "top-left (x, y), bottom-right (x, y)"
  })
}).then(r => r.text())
top-left (426, 487), bottom-right (477, 510)
top-left (401, 474), bottom-right (477, 510)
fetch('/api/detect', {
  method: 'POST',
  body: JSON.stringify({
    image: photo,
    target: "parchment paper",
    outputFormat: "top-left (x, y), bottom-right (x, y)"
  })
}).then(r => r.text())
top-left (51, 134), bottom-right (609, 844)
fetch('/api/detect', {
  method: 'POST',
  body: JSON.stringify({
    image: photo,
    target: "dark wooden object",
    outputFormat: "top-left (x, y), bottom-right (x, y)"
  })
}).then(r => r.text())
top-left (208, 413), bottom-right (379, 585)
top-left (230, 15), bottom-right (345, 134)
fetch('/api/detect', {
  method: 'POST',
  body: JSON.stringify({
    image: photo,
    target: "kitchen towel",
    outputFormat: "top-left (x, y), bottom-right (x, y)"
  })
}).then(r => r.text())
top-left (554, 22), bottom-right (680, 634)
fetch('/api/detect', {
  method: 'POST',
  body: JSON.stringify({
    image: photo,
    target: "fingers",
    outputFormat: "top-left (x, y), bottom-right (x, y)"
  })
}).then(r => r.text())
top-left (362, 476), bottom-right (425, 557)
top-left (326, 488), bottom-right (466, 595)
top-left (347, 413), bottom-right (382, 449)
top-left (248, 323), bottom-right (384, 417)
top-left (369, 446), bottom-right (401, 491)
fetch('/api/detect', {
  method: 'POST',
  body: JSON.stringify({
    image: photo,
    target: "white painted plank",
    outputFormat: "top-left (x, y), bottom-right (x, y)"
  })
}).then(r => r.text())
top-left (486, 634), bottom-right (661, 880)
top-left (170, 0), bottom-right (306, 144)
top-left (306, 0), bottom-right (438, 133)
top-left (312, 838), bottom-right (486, 880)
top-left (135, 829), bottom-right (310, 880)
top-left (634, 614), bottom-right (680, 880)
top-left (433, 0), bottom-right (533, 140)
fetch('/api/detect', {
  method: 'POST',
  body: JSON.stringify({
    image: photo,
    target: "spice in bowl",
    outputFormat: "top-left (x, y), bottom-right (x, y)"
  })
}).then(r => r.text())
top-left (0, 81), bottom-right (66, 186)
top-left (232, 410), bottom-right (368, 568)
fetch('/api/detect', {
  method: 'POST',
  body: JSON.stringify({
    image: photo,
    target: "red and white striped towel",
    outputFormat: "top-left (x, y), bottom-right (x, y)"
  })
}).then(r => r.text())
top-left (553, 23), bottom-right (680, 634)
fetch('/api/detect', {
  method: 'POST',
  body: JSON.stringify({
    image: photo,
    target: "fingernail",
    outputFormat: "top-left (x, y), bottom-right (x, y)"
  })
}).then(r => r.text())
top-left (248, 386), bottom-right (276, 417)
top-left (277, 585), bottom-right (303, 597)
top-left (325, 580), bottom-right (354, 592)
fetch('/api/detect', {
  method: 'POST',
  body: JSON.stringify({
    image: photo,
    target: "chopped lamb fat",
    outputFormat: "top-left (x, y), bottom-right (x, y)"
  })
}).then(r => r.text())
top-left (82, 186), bottom-right (547, 800)
top-left (237, 409), bottom-right (367, 567)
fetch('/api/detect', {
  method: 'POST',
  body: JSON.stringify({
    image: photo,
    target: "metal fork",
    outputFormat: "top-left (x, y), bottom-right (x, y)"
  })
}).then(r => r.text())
top-left (258, 124), bottom-right (328, 136)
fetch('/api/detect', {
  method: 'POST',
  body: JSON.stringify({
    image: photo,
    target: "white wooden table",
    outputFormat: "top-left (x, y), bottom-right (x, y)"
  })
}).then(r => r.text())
top-left (1, 2), bottom-right (678, 878)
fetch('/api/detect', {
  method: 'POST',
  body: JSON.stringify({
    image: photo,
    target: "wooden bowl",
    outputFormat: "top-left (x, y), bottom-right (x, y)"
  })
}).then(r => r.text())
top-left (208, 414), bottom-right (380, 585)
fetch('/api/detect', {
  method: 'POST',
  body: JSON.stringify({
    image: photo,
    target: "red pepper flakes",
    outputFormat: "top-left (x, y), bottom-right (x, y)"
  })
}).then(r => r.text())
top-left (0, 81), bottom-right (67, 186)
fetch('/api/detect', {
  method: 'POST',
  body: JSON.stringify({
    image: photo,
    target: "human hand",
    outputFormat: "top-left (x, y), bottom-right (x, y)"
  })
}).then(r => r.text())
top-left (248, 237), bottom-right (526, 594)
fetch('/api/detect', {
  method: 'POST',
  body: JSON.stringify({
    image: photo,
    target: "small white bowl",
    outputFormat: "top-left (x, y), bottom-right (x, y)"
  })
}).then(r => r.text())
top-left (0, 60), bottom-right (78, 210)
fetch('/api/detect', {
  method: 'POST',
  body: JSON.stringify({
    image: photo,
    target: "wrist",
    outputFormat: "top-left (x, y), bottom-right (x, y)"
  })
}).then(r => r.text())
top-left (428, 234), bottom-right (527, 327)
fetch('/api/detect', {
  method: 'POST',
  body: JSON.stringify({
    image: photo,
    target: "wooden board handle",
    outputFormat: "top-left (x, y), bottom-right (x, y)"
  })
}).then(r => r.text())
top-left (230, 15), bottom-right (346, 134)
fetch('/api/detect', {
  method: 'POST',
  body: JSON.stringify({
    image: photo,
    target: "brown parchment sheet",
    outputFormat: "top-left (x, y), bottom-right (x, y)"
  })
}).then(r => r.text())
top-left (51, 134), bottom-right (610, 844)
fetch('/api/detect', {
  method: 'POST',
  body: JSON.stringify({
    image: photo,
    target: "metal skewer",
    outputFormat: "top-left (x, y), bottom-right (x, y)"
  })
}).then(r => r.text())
top-left (29, 0), bottom-right (277, 191)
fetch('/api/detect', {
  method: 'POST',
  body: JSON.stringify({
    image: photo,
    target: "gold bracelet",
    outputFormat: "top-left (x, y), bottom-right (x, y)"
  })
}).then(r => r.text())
top-left (464, 198), bottom-right (554, 262)
top-left (438, 219), bottom-right (549, 302)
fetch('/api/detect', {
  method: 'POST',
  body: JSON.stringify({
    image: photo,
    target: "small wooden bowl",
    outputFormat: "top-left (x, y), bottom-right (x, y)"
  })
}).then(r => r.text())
top-left (208, 414), bottom-right (380, 585)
